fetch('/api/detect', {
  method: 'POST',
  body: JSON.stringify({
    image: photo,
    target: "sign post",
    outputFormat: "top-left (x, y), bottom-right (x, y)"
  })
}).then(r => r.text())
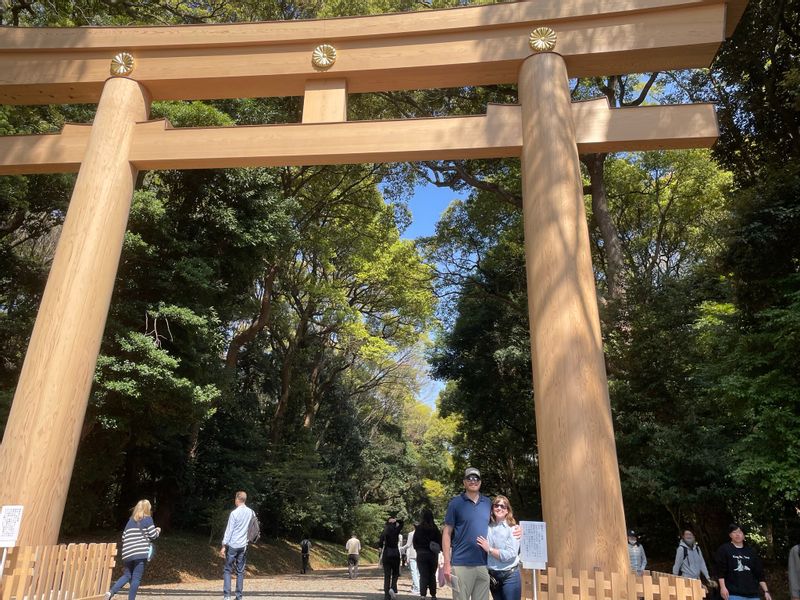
top-left (0, 505), bottom-right (24, 580)
top-left (520, 520), bottom-right (547, 600)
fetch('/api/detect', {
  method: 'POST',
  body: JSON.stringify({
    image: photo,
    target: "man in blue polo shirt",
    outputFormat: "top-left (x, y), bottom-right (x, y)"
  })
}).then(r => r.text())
top-left (442, 467), bottom-right (492, 600)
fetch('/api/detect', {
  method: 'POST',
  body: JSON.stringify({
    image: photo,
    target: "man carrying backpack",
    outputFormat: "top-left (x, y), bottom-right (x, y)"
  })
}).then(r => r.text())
top-left (220, 491), bottom-right (258, 600)
top-left (300, 536), bottom-right (312, 574)
top-left (672, 528), bottom-right (711, 583)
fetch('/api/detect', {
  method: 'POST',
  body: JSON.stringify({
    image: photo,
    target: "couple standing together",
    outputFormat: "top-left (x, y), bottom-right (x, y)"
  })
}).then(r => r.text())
top-left (443, 467), bottom-right (522, 600)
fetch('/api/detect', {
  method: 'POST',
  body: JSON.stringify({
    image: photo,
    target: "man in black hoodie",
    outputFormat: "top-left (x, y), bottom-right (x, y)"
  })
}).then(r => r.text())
top-left (714, 524), bottom-right (771, 600)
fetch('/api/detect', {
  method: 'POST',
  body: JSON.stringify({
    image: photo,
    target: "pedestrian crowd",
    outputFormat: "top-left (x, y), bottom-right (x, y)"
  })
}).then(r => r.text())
top-left (103, 478), bottom-right (800, 600)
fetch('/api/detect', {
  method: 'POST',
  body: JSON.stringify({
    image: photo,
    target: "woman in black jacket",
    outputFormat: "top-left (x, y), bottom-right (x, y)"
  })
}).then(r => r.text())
top-left (379, 517), bottom-right (404, 600)
top-left (413, 509), bottom-right (442, 600)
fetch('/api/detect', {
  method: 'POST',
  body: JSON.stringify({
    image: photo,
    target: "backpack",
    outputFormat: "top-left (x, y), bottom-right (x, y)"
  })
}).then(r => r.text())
top-left (247, 510), bottom-right (261, 544)
top-left (301, 539), bottom-right (310, 554)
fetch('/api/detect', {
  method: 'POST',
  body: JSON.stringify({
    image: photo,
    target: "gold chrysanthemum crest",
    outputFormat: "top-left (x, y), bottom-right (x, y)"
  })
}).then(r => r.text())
top-left (311, 44), bottom-right (337, 69)
top-left (528, 27), bottom-right (557, 52)
top-left (110, 52), bottom-right (135, 76)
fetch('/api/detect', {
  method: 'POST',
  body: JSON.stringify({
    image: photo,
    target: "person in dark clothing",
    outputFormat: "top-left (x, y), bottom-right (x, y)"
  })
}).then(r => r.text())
top-left (300, 537), bottom-right (311, 573)
top-left (413, 509), bottom-right (443, 600)
top-left (379, 516), bottom-right (404, 600)
top-left (714, 524), bottom-right (771, 600)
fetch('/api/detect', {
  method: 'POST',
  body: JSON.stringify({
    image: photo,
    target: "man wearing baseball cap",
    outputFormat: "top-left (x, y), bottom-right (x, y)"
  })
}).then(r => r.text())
top-left (442, 467), bottom-right (492, 600)
top-left (627, 529), bottom-right (647, 576)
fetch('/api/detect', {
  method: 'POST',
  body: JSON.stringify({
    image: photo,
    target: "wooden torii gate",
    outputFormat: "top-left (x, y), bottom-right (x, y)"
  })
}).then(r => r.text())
top-left (0, 0), bottom-right (745, 575)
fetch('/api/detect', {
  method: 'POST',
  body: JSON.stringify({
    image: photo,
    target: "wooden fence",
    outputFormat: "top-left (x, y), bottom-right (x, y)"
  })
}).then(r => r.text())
top-left (521, 567), bottom-right (706, 600)
top-left (0, 543), bottom-right (117, 600)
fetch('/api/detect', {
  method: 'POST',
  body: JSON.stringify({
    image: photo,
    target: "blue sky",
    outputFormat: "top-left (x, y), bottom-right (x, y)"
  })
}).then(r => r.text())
top-left (399, 180), bottom-right (468, 408)
top-left (400, 180), bottom-right (464, 240)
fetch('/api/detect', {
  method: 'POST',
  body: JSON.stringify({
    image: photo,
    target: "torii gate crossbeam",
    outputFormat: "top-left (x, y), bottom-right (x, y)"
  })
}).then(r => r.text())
top-left (0, 0), bottom-right (746, 576)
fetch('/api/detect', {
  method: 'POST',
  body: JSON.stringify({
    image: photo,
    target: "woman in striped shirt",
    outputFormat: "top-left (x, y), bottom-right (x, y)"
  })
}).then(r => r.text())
top-left (105, 499), bottom-right (161, 600)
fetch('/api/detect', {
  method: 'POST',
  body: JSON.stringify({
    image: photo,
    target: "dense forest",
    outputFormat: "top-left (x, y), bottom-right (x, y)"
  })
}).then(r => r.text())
top-left (0, 0), bottom-right (798, 567)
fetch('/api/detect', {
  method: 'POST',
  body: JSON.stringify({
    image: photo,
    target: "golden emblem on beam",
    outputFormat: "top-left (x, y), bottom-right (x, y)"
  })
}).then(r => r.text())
top-left (110, 52), bottom-right (135, 76)
top-left (528, 27), bottom-right (557, 52)
top-left (311, 44), bottom-right (337, 69)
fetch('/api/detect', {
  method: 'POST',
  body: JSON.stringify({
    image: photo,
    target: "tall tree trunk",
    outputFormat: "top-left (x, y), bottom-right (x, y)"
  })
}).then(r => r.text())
top-left (187, 266), bottom-right (278, 460)
top-left (271, 352), bottom-right (295, 444)
top-left (225, 265), bottom-right (278, 373)
top-left (581, 152), bottom-right (627, 302)
top-left (302, 356), bottom-right (323, 430)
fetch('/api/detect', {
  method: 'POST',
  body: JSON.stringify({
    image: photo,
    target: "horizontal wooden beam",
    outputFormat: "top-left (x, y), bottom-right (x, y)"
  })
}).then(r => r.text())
top-left (0, 0), bottom-right (735, 105)
top-left (0, 0), bottom-right (741, 50)
top-left (0, 100), bottom-right (718, 174)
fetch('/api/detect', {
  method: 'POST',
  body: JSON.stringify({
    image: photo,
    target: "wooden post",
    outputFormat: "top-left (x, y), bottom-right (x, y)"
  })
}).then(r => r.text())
top-left (518, 51), bottom-right (628, 574)
top-left (0, 76), bottom-right (150, 546)
top-left (301, 79), bottom-right (348, 123)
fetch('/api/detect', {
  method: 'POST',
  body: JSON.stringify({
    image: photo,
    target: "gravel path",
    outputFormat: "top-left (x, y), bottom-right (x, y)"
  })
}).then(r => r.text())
top-left (137, 565), bottom-right (454, 600)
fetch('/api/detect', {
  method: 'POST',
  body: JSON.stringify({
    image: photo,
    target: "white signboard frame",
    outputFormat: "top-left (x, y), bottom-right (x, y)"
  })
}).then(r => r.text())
top-left (0, 505), bottom-right (24, 581)
top-left (0, 505), bottom-right (23, 548)
top-left (519, 520), bottom-right (547, 570)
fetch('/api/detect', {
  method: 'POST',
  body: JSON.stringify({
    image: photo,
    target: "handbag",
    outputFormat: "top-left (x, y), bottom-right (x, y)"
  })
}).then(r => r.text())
top-left (488, 568), bottom-right (516, 591)
top-left (429, 541), bottom-right (441, 554)
top-left (489, 573), bottom-right (500, 592)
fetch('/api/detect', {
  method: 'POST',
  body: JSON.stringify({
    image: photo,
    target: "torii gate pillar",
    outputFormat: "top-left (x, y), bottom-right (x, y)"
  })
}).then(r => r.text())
top-left (0, 77), bottom-right (150, 546)
top-left (519, 52), bottom-right (628, 574)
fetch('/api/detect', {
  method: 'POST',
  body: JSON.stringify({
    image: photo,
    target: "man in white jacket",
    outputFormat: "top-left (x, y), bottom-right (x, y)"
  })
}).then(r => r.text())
top-left (400, 525), bottom-right (419, 595)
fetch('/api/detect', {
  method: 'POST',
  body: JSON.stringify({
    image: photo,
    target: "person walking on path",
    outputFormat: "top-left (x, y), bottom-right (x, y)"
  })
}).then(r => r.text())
top-left (414, 510), bottom-right (442, 600)
top-left (442, 467), bottom-right (491, 600)
top-left (300, 537), bottom-right (312, 574)
top-left (477, 495), bottom-right (521, 600)
top-left (346, 533), bottom-right (361, 579)
top-left (220, 491), bottom-right (256, 600)
top-left (672, 528), bottom-right (711, 582)
top-left (106, 499), bottom-right (161, 600)
top-left (715, 524), bottom-right (771, 600)
top-left (627, 530), bottom-right (647, 576)
top-left (379, 516), bottom-right (403, 600)
top-left (401, 525), bottom-right (420, 595)
top-left (789, 539), bottom-right (800, 600)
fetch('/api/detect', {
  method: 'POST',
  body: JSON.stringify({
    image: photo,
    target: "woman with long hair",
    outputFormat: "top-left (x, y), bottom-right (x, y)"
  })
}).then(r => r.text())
top-left (413, 508), bottom-right (442, 600)
top-left (105, 500), bottom-right (161, 600)
top-left (477, 495), bottom-right (521, 600)
top-left (378, 516), bottom-right (404, 600)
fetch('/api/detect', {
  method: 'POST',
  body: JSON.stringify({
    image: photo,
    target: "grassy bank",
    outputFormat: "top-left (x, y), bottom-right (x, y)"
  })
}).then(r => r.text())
top-left (66, 532), bottom-right (379, 584)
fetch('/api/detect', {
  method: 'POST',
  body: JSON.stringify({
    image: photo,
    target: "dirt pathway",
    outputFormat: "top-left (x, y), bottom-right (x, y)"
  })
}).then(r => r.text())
top-left (137, 565), bottom-right (454, 600)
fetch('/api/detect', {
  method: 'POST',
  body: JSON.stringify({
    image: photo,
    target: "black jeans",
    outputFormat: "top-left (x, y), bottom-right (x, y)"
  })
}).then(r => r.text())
top-left (383, 552), bottom-right (401, 597)
top-left (416, 550), bottom-right (438, 598)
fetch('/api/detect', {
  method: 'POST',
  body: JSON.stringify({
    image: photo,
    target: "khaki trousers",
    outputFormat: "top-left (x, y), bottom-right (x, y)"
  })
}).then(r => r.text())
top-left (452, 565), bottom-right (490, 600)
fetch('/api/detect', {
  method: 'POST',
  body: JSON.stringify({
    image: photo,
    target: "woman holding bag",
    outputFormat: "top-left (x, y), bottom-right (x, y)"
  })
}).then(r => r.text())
top-left (105, 499), bottom-right (161, 600)
top-left (413, 509), bottom-right (443, 600)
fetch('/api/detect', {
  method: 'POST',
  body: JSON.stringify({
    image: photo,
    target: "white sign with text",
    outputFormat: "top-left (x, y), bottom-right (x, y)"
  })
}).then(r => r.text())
top-left (519, 520), bottom-right (547, 570)
top-left (0, 505), bottom-right (24, 548)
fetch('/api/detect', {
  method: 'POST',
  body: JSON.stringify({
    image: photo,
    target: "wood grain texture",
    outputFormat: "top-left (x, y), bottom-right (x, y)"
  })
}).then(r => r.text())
top-left (0, 77), bottom-right (149, 547)
top-left (0, 101), bottom-right (719, 174)
top-left (519, 53), bottom-right (628, 574)
top-left (0, 1), bottom-right (736, 104)
top-left (301, 79), bottom-right (348, 123)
